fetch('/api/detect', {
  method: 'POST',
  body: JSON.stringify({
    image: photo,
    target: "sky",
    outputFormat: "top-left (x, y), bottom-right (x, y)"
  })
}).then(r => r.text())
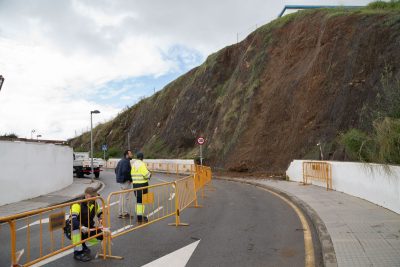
top-left (0, 0), bottom-right (373, 140)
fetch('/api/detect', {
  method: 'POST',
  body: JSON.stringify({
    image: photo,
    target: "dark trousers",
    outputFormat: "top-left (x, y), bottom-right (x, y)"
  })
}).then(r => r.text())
top-left (133, 182), bottom-right (149, 202)
top-left (133, 182), bottom-right (148, 220)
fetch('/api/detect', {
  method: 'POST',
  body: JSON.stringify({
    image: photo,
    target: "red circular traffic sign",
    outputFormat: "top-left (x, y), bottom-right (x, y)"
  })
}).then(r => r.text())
top-left (197, 137), bottom-right (205, 145)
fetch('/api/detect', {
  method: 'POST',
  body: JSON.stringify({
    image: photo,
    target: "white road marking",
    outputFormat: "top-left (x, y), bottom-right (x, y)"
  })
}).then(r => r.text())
top-left (105, 201), bottom-right (119, 208)
top-left (30, 224), bottom-right (135, 266)
top-left (31, 249), bottom-right (74, 267)
top-left (111, 225), bottom-right (134, 235)
top-left (154, 177), bottom-right (169, 183)
top-left (17, 202), bottom-right (119, 231)
top-left (148, 206), bottom-right (163, 217)
top-left (168, 193), bottom-right (175, 201)
top-left (17, 215), bottom-right (69, 231)
top-left (142, 240), bottom-right (200, 267)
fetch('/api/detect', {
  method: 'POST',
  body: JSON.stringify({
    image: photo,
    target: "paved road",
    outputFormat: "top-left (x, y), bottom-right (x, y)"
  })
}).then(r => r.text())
top-left (0, 170), bottom-right (322, 266)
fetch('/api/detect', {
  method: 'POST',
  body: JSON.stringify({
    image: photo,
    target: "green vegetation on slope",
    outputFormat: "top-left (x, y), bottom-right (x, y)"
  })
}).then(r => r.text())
top-left (367, 0), bottom-right (400, 10)
top-left (340, 65), bottom-right (400, 164)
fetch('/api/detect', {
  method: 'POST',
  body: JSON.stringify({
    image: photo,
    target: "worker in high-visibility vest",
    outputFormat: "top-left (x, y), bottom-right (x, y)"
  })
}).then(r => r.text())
top-left (131, 152), bottom-right (151, 223)
top-left (71, 187), bottom-right (103, 262)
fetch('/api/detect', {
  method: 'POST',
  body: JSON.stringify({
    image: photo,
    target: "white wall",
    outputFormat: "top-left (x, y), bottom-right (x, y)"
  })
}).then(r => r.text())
top-left (106, 158), bottom-right (195, 174)
top-left (145, 159), bottom-right (195, 174)
top-left (286, 160), bottom-right (400, 214)
top-left (0, 140), bottom-right (73, 206)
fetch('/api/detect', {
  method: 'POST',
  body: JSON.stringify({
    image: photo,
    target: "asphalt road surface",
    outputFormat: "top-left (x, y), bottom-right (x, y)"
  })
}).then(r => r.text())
top-left (0, 169), bottom-right (322, 266)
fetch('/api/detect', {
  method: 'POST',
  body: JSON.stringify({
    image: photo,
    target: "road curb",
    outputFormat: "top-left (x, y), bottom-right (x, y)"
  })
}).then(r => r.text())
top-left (215, 176), bottom-right (338, 267)
top-left (61, 180), bottom-right (104, 204)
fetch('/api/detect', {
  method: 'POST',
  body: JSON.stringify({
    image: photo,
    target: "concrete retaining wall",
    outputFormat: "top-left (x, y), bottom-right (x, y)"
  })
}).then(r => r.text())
top-left (0, 140), bottom-right (73, 206)
top-left (286, 160), bottom-right (400, 214)
top-left (106, 158), bottom-right (195, 174)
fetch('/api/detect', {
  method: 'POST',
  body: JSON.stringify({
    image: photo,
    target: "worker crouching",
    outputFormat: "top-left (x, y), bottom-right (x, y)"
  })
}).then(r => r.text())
top-left (71, 187), bottom-right (104, 262)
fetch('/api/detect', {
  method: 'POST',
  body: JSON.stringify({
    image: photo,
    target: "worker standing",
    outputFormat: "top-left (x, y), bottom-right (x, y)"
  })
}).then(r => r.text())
top-left (115, 150), bottom-right (133, 218)
top-left (70, 187), bottom-right (103, 262)
top-left (131, 152), bottom-right (151, 223)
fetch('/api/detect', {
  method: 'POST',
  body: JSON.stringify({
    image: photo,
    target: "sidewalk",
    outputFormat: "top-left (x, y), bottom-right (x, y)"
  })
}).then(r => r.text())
top-left (217, 177), bottom-right (400, 267)
top-left (0, 178), bottom-right (102, 218)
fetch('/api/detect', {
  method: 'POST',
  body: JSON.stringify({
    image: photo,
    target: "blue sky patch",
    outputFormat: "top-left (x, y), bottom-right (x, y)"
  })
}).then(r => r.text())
top-left (90, 45), bottom-right (204, 109)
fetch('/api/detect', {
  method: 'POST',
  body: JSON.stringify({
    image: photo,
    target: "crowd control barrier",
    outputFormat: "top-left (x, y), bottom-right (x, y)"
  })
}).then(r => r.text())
top-left (1, 164), bottom-right (213, 265)
top-left (302, 161), bottom-right (332, 190)
top-left (0, 196), bottom-right (107, 267)
top-left (103, 165), bottom-right (210, 259)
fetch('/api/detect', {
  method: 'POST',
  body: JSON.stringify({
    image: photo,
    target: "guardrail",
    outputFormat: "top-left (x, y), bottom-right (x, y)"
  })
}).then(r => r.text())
top-left (0, 196), bottom-right (107, 266)
top-left (302, 161), bottom-right (332, 190)
top-left (1, 164), bottom-right (213, 265)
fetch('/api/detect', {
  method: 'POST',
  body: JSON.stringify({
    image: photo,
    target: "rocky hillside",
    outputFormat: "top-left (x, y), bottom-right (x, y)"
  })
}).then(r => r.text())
top-left (70, 5), bottom-right (400, 173)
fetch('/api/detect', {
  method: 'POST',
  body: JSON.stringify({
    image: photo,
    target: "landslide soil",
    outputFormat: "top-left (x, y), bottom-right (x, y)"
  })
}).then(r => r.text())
top-left (70, 9), bottom-right (400, 173)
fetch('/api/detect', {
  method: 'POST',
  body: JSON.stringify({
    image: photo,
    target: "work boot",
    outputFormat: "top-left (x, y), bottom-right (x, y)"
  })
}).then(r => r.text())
top-left (74, 252), bottom-right (92, 262)
top-left (137, 216), bottom-right (148, 223)
top-left (82, 245), bottom-right (91, 254)
top-left (118, 213), bottom-right (130, 218)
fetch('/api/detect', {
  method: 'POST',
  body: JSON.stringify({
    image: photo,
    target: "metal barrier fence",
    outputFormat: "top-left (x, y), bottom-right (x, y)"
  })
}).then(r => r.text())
top-left (194, 165), bottom-right (213, 191)
top-left (302, 161), bottom-right (332, 190)
top-left (103, 165), bottom-right (209, 259)
top-left (1, 164), bottom-right (213, 265)
top-left (0, 196), bottom-right (107, 266)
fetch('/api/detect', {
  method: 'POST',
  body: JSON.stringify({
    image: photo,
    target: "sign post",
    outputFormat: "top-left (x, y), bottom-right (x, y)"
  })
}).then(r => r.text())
top-left (196, 137), bottom-right (205, 165)
top-left (102, 144), bottom-right (108, 161)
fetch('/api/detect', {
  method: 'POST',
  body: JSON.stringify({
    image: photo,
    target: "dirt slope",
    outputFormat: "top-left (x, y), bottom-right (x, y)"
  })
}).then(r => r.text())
top-left (70, 9), bottom-right (400, 173)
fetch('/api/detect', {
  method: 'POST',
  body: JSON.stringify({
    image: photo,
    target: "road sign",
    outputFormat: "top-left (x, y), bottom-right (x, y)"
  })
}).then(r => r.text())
top-left (102, 144), bottom-right (108, 151)
top-left (197, 137), bottom-right (205, 145)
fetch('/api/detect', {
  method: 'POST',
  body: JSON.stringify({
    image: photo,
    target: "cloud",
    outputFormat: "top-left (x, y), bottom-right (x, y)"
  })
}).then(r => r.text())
top-left (0, 0), bottom-right (373, 140)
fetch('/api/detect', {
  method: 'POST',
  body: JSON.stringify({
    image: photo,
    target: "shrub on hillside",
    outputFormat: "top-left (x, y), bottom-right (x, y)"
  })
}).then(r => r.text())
top-left (340, 129), bottom-right (376, 162)
top-left (367, 0), bottom-right (400, 10)
top-left (374, 117), bottom-right (400, 164)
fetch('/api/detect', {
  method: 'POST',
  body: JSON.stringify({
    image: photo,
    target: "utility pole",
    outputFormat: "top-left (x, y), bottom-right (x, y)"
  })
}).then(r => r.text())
top-left (90, 110), bottom-right (100, 182)
top-left (127, 132), bottom-right (130, 150)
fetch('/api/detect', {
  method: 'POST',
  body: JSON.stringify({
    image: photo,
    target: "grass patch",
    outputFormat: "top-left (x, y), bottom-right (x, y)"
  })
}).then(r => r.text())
top-left (366, 0), bottom-right (400, 10)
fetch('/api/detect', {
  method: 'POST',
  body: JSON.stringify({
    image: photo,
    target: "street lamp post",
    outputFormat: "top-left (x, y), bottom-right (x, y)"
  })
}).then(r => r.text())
top-left (90, 110), bottom-right (100, 182)
top-left (317, 142), bottom-right (324, 160)
top-left (36, 134), bottom-right (42, 141)
top-left (0, 75), bottom-right (5, 92)
top-left (31, 129), bottom-right (36, 139)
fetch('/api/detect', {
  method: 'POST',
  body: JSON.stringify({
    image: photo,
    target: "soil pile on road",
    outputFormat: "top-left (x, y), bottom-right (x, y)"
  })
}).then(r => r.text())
top-left (70, 8), bottom-right (400, 173)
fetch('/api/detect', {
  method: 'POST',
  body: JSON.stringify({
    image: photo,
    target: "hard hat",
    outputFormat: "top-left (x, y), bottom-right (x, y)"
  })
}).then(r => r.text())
top-left (136, 152), bottom-right (144, 160)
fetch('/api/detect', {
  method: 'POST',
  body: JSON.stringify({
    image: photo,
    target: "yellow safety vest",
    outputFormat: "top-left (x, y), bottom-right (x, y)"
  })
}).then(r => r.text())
top-left (131, 159), bottom-right (151, 184)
